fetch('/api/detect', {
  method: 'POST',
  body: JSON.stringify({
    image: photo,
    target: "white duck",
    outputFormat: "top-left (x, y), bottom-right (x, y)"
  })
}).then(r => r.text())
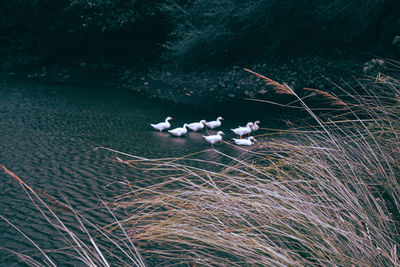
top-left (187, 120), bottom-right (206, 131)
top-left (150, 116), bottom-right (173, 132)
top-left (232, 136), bottom-right (257, 146)
top-left (231, 122), bottom-right (254, 138)
top-left (205, 117), bottom-right (223, 129)
top-left (203, 131), bottom-right (224, 147)
top-left (168, 124), bottom-right (188, 137)
top-left (251, 120), bottom-right (260, 131)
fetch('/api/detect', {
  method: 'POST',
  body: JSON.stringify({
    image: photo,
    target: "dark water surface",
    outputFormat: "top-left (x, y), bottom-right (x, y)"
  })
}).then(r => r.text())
top-left (0, 76), bottom-right (282, 265)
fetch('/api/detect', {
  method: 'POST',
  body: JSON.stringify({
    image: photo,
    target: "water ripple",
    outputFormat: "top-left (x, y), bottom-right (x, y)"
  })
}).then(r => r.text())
top-left (0, 76), bottom-right (280, 265)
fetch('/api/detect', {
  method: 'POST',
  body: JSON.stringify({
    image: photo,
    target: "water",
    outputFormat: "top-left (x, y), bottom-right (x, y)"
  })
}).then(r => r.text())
top-left (0, 75), bottom-right (283, 265)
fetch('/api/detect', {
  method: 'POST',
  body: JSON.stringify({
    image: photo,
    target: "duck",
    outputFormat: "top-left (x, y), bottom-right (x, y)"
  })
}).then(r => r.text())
top-left (204, 117), bottom-right (223, 129)
top-left (203, 131), bottom-right (224, 147)
top-left (168, 124), bottom-right (188, 137)
top-left (231, 122), bottom-right (254, 138)
top-left (150, 116), bottom-right (173, 132)
top-left (187, 120), bottom-right (206, 132)
top-left (232, 136), bottom-right (256, 146)
top-left (251, 120), bottom-right (260, 131)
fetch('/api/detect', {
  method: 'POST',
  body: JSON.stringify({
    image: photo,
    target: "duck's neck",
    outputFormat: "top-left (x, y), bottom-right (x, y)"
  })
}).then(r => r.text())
top-left (165, 118), bottom-right (171, 122)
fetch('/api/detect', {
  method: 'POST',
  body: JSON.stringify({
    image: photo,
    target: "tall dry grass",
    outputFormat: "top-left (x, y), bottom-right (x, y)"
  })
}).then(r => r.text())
top-left (1, 165), bottom-right (146, 267)
top-left (107, 73), bottom-right (400, 266)
top-left (3, 71), bottom-right (399, 266)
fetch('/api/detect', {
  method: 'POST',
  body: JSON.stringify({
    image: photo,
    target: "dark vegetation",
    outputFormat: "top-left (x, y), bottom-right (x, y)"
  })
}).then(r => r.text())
top-left (0, 0), bottom-right (167, 66)
top-left (0, 0), bottom-right (399, 106)
top-left (162, 0), bottom-right (397, 66)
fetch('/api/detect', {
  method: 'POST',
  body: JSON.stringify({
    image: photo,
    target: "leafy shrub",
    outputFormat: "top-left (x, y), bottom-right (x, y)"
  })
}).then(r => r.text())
top-left (0, 0), bottom-right (169, 65)
top-left (0, 0), bottom-right (396, 68)
top-left (161, 0), bottom-right (392, 66)
top-left (393, 19), bottom-right (400, 52)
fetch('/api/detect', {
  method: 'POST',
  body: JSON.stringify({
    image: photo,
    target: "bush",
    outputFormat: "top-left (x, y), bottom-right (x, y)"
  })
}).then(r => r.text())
top-left (392, 19), bottom-right (400, 52)
top-left (0, 0), bottom-right (397, 68)
top-left (0, 0), bottom-right (168, 65)
top-left (161, 0), bottom-right (394, 66)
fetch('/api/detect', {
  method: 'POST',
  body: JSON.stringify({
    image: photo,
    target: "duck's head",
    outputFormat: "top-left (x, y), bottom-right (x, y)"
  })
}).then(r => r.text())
top-left (217, 116), bottom-right (224, 121)
top-left (166, 116), bottom-right (173, 121)
top-left (200, 120), bottom-right (206, 124)
top-left (249, 136), bottom-right (256, 142)
top-left (217, 131), bottom-right (225, 135)
top-left (183, 123), bottom-right (188, 128)
top-left (254, 120), bottom-right (260, 124)
top-left (246, 122), bottom-right (254, 127)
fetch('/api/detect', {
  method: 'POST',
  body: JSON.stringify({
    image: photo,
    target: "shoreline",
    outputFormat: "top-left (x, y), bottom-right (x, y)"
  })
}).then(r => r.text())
top-left (0, 54), bottom-right (375, 112)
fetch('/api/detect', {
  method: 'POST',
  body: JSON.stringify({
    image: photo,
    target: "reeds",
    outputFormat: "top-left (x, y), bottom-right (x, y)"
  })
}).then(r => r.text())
top-left (108, 74), bottom-right (400, 266)
top-left (303, 87), bottom-right (346, 106)
top-left (1, 165), bottom-right (146, 267)
top-left (244, 68), bottom-right (295, 95)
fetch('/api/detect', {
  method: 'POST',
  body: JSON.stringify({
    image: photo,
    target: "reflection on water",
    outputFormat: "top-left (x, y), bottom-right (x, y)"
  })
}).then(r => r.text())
top-left (0, 75), bottom-right (282, 265)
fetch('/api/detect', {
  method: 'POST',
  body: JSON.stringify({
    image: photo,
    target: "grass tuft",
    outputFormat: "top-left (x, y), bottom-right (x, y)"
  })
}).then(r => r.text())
top-left (108, 73), bottom-right (400, 266)
top-left (1, 165), bottom-right (146, 267)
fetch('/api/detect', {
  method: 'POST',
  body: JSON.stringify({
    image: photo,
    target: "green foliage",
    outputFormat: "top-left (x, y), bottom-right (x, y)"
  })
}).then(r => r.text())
top-left (62, 0), bottom-right (160, 33)
top-left (393, 19), bottom-right (400, 52)
top-left (394, 36), bottom-right (400, 47)
top-left (0, 0), bottom-right (168, 66)
top-left (161, 0), bottom-right (391, 66)
top-left (0, 0), bottom-right (396, 68)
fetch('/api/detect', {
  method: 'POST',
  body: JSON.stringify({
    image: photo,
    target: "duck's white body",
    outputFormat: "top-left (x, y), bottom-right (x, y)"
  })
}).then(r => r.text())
top-left (233, 136), bottom-right (256, 146)
top-left (203, 131), bottom-right (224, 147)
top-left (231, 122), bottom-right (254, 138)
top-left (251, 120), bottom-right (260, 131)
top-left (205, 117), bottom-right (223, 129)
top-left (151, 117), bottom-right (173, 132)
top-left (168, 124), bottom-right (188, 137)
top-left (187, 120), bottom-right (206, 131)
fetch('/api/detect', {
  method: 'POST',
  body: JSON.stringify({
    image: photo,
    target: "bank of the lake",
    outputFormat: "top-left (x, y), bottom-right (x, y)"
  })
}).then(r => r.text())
top-left (2, 52), bottom-right (378, 113)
